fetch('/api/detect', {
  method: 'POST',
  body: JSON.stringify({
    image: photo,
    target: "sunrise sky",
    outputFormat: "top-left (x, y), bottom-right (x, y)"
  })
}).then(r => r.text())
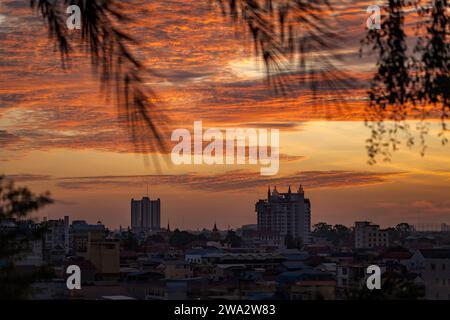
top-left (1, 0), bottom-right (449, 230)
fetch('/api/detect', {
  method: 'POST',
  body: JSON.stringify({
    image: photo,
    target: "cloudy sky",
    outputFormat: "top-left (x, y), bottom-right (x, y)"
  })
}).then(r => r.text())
top-left (0, 0), bottom-right (449, 230)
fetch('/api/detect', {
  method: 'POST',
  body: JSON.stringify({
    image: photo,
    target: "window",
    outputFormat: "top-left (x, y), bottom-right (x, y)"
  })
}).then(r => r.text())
top-left (431, 263), bottom-right (436, 271)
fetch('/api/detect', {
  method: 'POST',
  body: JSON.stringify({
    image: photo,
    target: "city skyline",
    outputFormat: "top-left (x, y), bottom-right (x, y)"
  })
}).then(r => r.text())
top-left (2, 174), bottom-right (449, 301)
top-left (27, 185), bottom-right (450, 234)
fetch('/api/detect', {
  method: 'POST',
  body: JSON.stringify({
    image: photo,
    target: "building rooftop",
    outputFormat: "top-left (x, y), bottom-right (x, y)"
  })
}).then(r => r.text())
top-left (278, 269), bottom-right (334, 283)
top-left (419, 249), bottom-right (450, 259)
top-left (101, 295), bottom-right (136, 300)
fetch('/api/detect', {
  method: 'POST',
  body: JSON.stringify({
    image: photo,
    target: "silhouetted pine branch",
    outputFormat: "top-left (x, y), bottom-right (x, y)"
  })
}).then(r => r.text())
top-left (30, 0), bottom-right (352, 155)
top-left (215, 0), bottom-right (354, 103)
top-left (31, 0), bottom-right (449, 164)
top-left (30, 0), bottom-right (167, 156)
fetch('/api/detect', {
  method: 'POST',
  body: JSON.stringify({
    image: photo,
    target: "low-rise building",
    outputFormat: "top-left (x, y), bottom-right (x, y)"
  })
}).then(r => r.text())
top-left (72, 221), bottom-right (120, 278)
top-left (336, 262), bottom-right (386, 292)
top-left (278, 269), bottom-right (336, 300)
top-left (354, 221), bottom-right (389, 249)
top-left (164, 260), bottom-right (194, 279)
top-left (404, 249), bottom-right (450, 300)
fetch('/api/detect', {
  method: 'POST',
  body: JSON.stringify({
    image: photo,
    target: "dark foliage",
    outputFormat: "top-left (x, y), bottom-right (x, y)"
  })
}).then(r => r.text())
top-left (215, 0), bottom-right (353, 101)
top-left (223, 230), bottom-right (243, 247)
top-left (284, 234), bottom-right (303, 249)
top-left (169, 229), bottom-right (204, 248)
top-left (29, 1), bottom-right (449, 162)
top-left (361, 0), bottom-right (449, 164)
top-left (312, 222), bottom-right (352, 245)
top-left (30, 0), bottom-right (350, 153)
top-left (0, 176), bottom-right (53, 299)
top-left (344, 270), bottom-right (424, 300)
top-left (30, 0), bottom-right (168, 157)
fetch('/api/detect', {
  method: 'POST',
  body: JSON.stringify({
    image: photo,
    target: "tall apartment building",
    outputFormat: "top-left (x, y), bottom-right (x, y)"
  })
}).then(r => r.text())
top-left (42, 216), bottom-right (70, 263)
top-left (255, 185), bottom-right (311, 246)
top-left (131, 196), bottom-right (161, 233)
top-left (354, 221), bottom-right (389, 249)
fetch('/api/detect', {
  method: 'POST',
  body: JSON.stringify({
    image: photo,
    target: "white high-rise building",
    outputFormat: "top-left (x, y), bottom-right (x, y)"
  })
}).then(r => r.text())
top-left (255, 185), bottom-right (311, 246)
top-left (131, 196), bottom-right (160, 233)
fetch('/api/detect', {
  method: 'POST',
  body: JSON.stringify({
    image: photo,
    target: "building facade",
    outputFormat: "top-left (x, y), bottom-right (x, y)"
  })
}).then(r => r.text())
top-left (255, 185), bottom-right (311, 246)
top-left (71, 220), bottom-right (120, 278)
top-left (405, 249), bottom-right (450, 300)
top-left (131, 196), bottom-right (161, 233)
top-left (43, 216), bottom-right (70, 263)
top-left (354, 221), bottom-right (389, 249)
top-left (70, 220), bottom-right (106, 254)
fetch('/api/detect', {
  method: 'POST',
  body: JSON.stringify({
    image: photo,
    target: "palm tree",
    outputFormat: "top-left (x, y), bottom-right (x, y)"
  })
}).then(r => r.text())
top-left (30, 0), bottom-right (167, 155)
top-left (29, 1), bottom-right (448, 162)
top-left (29, 0), bottom-right (350, 152)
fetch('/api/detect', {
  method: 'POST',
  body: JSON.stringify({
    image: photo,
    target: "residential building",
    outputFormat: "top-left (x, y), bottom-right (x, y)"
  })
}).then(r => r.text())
top-left (354, 221), bottom-right (389, 249)
top-left (76, 235), bottom-right (120, 278)
top-left (290, 279), bottom-right (336, 300)
top-left (278, 269), bottom-right (336, 300)
top-left (71, 220), bottom-right (105, 254)
top-left (131, 196), bottom-right (161, 233)
top-left (405, 249), bottom-right (450, 300)
top-left (71, 220), bottom-right (120, 278)
top-left (255, 185), bottom-right (311, 247)
top-left (336, 263), bottom-right (386, 292)
top-left (164, 260), bottom-right (194, 279)
top-left (43, 216), bottom-right (70, 263)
